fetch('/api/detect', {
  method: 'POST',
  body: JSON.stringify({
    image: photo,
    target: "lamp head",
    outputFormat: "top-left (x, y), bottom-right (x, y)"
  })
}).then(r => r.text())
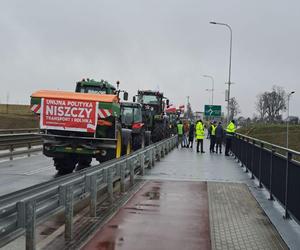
top-left (210, 21), bottom-right (217, 24)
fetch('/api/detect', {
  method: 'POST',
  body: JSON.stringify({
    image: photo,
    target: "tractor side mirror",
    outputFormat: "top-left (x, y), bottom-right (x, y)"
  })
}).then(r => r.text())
top-left (133, 96), bottom-right (136, 102)
top-left (166, 99), bottom-right (169, 106)
top-left (123, 92), bottom-right (128, 101)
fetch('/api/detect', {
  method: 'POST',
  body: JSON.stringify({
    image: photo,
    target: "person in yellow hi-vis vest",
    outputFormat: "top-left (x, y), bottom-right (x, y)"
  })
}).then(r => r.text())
top-left (225, 120), bottom-right (236, 156)
top-left (209, 121), bottom-right (217, 153)
top-left (177, 121), bottom-right (184, 148)
top-left (195, 119), bottom-right (205, 153)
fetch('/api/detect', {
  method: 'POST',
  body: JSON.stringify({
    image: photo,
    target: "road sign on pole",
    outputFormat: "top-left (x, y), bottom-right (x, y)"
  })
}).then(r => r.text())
top-left (204, 105), bottom-right (222, 117)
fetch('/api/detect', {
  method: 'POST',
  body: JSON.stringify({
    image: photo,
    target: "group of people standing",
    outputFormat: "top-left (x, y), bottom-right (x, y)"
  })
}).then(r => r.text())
top-left (177, 119), bottom-right (236, 156)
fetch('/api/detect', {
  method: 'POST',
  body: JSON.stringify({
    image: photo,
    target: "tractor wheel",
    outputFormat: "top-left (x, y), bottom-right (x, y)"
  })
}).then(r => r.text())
top-left (97, 128), bottom-right (122, 163)
top-left (145, 131), bottom-right (151, 146)
top-left (132, 133), bottom-right (145, 150)
top-left (152, 123), bottom-right (166, 143)
top-left (54, 156), bottom-right (77, 175)
top-left (76, 156), bottom-right (92, 171)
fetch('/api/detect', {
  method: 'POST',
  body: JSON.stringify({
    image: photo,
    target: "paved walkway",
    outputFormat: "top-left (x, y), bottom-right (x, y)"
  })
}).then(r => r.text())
top-left (82, 139), bottom-right (300, 250)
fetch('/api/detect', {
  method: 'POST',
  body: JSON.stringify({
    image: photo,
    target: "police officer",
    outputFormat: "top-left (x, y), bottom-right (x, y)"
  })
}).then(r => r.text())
top-left (209, 121), bottom-right (217, 153)
top-left (196, 119), bottom-right (205, 153)
top-left (177, 121), bottom-right (184, 148)
top-left (225, 120), bottom-right (236, 156)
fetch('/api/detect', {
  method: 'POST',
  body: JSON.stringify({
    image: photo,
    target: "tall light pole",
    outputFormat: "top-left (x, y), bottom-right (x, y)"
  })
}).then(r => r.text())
top-left (210, 21), bottom-right (232, 121)
top-left (203, 75), bottom-right (214, 105)
top-left (286, 91), bottom-right (295, 149)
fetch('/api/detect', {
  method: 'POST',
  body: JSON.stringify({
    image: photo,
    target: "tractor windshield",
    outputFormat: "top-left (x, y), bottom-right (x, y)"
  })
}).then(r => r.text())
top-left (77, 86), bottom-right (111, 94)
top-left (139, 95), bottom-right (159, 105)
top-left (121, 107), bottom-right (142, 125)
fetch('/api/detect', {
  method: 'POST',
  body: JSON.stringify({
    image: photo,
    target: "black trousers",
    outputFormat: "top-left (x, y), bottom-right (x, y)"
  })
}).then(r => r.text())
top-left (188, 138), bottom-right (194, 148)
top-left (197, 139), bottom-right (204, 152)
top-left (225, 137), bottom-right (232, 155)
top-left (216, 137), bottom-right (222, 153)
top-left (210, 136), bottom-right (216, 152)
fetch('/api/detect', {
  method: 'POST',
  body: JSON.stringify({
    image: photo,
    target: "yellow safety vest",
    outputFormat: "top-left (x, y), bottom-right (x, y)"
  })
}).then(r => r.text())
top-left (177, 124), bottom-right (183, 135)
top-left (211, 125), bottom-right (216, 136)
top-left (226, 122), bottom-right (236, 135)
top-left (196, 122), bottom-right (205, 139)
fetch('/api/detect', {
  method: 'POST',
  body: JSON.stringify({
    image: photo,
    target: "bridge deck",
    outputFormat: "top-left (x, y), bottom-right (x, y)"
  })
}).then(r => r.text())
top-left (82, 140), bottom-right (291, 250)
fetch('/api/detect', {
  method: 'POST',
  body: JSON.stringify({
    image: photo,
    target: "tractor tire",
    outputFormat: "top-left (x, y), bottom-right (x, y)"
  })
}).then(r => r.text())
top-left (145, 131), bottom-right (152, 146)
top-left (97, 128), bottom-right (122, 163)
top-left (132, 132), bottom-right (145, 151)
top-left (76, 156), bottom-right (92, 171)
top-left (121, 129), bottom-right (132, 156)
top-left (152, 123), bottom-right (166, 143)
top-left (54, 156), bottom-right (77, 175)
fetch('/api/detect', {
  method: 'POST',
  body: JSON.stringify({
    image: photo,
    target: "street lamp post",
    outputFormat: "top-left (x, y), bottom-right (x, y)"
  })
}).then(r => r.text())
top-left (203, 75), bottom-right (214, 105)
top-left (286, 91), bottom-right (295, 149)
top-left (210, 21), bottom-right (232, 121)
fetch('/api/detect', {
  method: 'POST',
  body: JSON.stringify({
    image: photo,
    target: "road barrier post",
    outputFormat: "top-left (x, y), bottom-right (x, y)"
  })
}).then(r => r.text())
top-left (89, 175), bottom-right (97, 217)
top-left (251, 140), bottom-right (255, 179)
top-left (284, 152), bottom-right (292, 219)
top-left (140, 153), bottom-right (145, 176)
top-left (25, 200), bottom-right (36, 250)
top-left (268, 147), bottom-right (275, 201)
top-left (245, 138), bottom-right (249, 173)
top-left (120, 161), bottom-right (126, 193)
top-left (258, 143), bottom-right (264, 188)
top-left (65, 185), bottom-right (74, 241)
top-left (130, 158), bottom-right (134, 186)
top-left (108, 168), bottom-right (114, 203)
top-left (152, 148), bottom-right (156, 167)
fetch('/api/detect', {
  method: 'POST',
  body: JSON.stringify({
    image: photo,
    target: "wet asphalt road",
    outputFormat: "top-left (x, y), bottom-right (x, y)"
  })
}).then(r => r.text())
top-left (0, 153), bottom-right (55, 196)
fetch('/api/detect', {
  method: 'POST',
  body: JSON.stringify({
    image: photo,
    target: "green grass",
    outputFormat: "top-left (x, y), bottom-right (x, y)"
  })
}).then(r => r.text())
top-left (238, 124), bottom-right (300, 152)
top-left (0, 104), bottom-right (38, 129)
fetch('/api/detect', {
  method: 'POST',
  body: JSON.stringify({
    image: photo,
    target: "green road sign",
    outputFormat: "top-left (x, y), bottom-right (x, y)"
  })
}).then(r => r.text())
top-left (204, 105), bottom-right (222, 117)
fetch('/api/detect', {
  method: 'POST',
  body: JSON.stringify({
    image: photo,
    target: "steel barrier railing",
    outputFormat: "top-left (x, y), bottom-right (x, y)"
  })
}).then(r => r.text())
top-left (0, 133), bottom-right (42, 160)
top-left (0, 135), bottom-right (177, 249)
top-left (0, 128), bottom-right (39, 134)
top-left (232, 133), bottom-right (300, 223)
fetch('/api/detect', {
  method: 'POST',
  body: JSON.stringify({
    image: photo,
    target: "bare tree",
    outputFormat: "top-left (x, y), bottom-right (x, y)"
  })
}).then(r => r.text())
top-left (256, 93), bottom-right (267, 121)
top-left (256, 86), bottom-right (286, 122)
top-left (228, 97), bottom-right (240, 120)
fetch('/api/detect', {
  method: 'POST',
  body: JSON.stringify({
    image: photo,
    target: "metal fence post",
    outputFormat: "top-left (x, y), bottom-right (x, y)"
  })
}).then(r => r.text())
top-left (268, 147), bottom-right (275, 201)
top-left (108, 168), bottom-right (114, 203)
top-left (152, 148), bottom-right (156, 167)
top-left (245, 138), bottom-right (249, 173)
top-left (27, 143), bottom-right (32, 157)
top-left (258, 142), bottom-right (264, 188)
top-left (9, 145), bottom-right (14, 161)
top-left (284, 152), bottom-right (292, 219)
top-left (130, 158), bottom-right (134, 186)
top-left (25, 200), bottom-right (36, 250)
top-left (89, 175), bottom-right (97, 217)
top-left (140, 153), bottom-right (145, 176)
top-left (161, 144), bottom-right (165, 158)
top-left (120, 162), bottom-right (125, 193)
top-left (239, 136), bottom-right (243, 165)
top-left (17, 201), bottom-right (25, 228)
top-left (157, 146), bottom-right (161, 161)
top-left (65, 185), bottom-right (74, 241)
top-left (251, 140), bottom-right (255, 179)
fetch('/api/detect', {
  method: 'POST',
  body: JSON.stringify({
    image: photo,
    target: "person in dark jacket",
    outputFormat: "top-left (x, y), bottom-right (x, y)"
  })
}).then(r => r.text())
top-left (188, 123), bottom-right (195, 148)
top-left (215, 122), bottom-right (224, 154)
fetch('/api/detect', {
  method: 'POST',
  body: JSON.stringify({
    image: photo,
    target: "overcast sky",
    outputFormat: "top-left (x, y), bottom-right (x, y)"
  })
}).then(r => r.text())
top-left (0, 0), bottom-right (299, 118)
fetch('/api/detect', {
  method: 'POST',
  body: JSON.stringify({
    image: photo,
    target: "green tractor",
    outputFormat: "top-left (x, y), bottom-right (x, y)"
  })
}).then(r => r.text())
top-left (30, 79), bottom-right (133, 175)
top-left (134, 90), bottom-right (170, 143)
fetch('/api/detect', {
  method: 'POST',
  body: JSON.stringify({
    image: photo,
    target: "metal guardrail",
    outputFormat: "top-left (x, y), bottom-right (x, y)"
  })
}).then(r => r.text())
top-left (0, 128), bottom-right (39, 134)
top-left (0, 135), bottom-right (177, 249)
top-left (0, 133), bottom-right (42, 160)
top-left (232, 133), bottom-right (300, 223)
